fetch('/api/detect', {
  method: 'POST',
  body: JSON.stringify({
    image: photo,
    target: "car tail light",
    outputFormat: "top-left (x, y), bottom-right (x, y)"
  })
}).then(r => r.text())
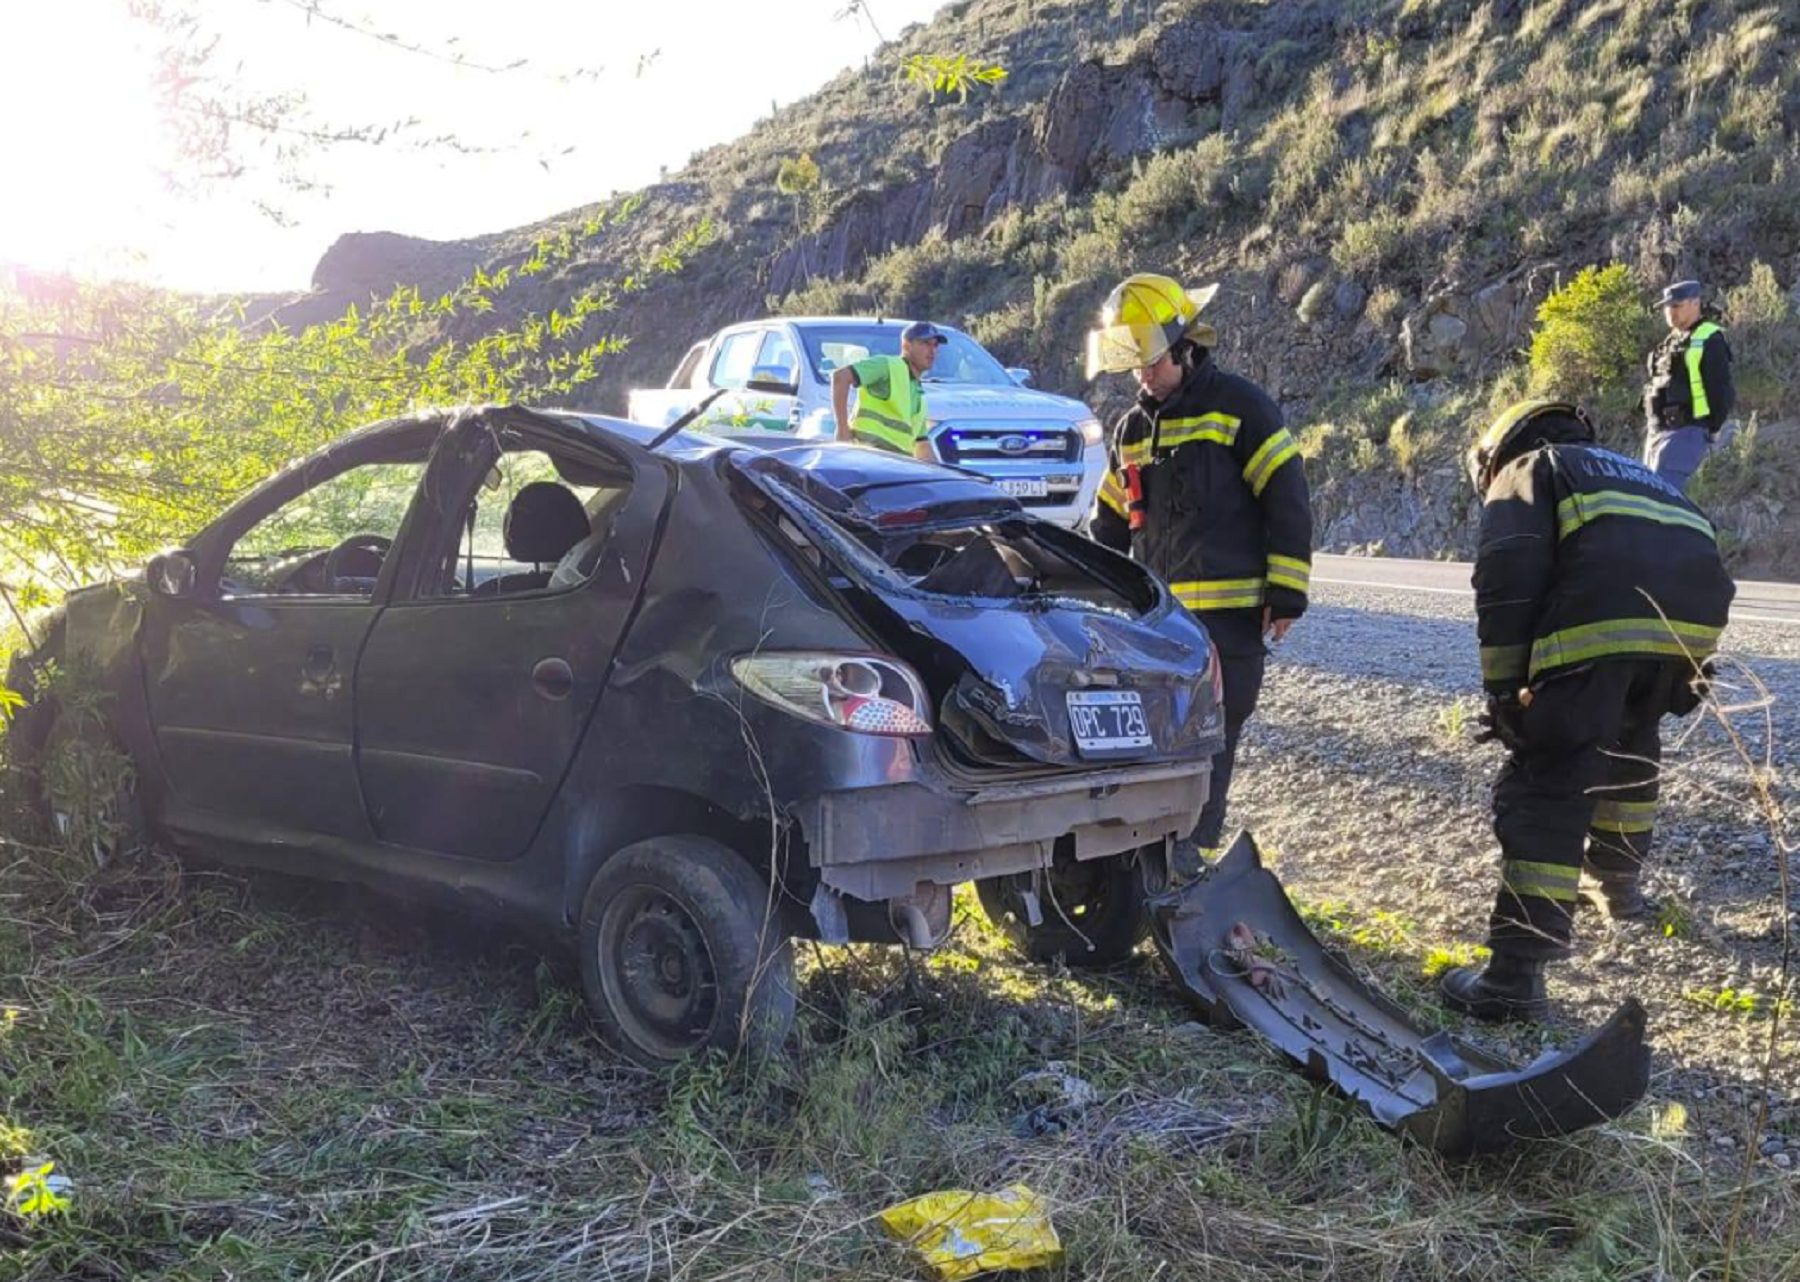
top-left (731, 652), bottom-right (933, 737)
top-left (1205, 644), bottom-right (1223, 705)
top-left (877, 508), bottom-right (931, 529)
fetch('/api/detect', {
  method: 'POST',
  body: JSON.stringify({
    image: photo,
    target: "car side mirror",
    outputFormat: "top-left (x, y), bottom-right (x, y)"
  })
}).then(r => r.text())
top-left (147, 549), bottom-right (198, 598)
top-left (746, 368), bottom-right (799, 396)
top-left (1006, 367), bottom-right (1034, 386)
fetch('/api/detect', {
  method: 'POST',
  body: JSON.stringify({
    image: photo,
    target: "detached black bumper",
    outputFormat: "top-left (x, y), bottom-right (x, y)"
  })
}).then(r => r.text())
top-left (1151, 834), bottom-right (1651, 1157)
top-left (798, 760), bottom-right (1210, 901)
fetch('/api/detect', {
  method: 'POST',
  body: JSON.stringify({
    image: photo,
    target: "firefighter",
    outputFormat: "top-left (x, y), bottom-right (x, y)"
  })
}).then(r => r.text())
top-left (1642, 279), bottom-right (1734, 492)
top-left (1441, 400), bottom-right (1734, 1022)
top-left (831, 320), bottom-right (945, 460)
top-left (1086, 274), bottom-right (1313, 856)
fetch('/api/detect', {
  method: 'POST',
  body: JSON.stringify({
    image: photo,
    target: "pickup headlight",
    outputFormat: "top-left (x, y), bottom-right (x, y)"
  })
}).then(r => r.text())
top-left (1075, 417), bottom-right (1105, 447)
top-left (731, 652), bottom-right (933, 737)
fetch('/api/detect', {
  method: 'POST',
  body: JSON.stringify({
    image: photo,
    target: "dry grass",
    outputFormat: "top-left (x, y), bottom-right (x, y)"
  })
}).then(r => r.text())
top-left (2, 825), bottom-right (1797, 1280)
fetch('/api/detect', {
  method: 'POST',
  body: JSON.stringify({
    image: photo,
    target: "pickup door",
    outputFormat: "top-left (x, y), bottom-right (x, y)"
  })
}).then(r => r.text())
top-left (691, 326), bottom-right (805, 436)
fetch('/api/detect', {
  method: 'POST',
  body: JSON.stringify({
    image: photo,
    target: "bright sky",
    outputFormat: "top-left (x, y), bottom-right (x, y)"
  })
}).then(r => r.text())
top-left (0, 0), bottom-right (946, 293)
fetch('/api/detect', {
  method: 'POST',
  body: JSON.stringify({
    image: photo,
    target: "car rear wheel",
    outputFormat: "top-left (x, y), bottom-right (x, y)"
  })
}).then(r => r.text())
top-left (578, 835), bottom-right (796, 1067)
top-left (976, 853), bottom-right (1149, 968)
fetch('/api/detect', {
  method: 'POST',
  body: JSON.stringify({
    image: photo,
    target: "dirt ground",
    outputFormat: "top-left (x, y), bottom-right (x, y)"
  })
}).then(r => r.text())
top-left (1237, 583), bottom-right (1799, 1168)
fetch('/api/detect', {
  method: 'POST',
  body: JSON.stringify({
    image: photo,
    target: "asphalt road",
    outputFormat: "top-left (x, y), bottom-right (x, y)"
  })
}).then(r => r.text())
top-left (1313, 553), bottom-right (1800, 627)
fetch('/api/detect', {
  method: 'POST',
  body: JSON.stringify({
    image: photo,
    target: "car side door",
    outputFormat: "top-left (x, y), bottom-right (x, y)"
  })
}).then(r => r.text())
top-left (695, 326), bottom-right (775, 435)
top-left (351, 414), bottom-right (671, 861)
top-left (138, 422), bottom-right (441, 844)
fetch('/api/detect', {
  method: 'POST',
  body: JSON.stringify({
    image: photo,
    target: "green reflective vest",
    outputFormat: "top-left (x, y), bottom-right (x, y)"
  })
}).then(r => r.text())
top-left (1684, 321), bottom-right (1721, 420)
top-left (852, 356), bottom-right (927, 453)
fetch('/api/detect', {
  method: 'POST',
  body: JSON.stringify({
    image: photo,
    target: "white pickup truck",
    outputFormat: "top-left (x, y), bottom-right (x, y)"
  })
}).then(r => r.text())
top-left (627, 317), bottom-right (1107, 529)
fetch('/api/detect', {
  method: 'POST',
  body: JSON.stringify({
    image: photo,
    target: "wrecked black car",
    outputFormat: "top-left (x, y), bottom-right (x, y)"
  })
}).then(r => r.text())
top-left (7, 406), bottom-right (1224, 1065)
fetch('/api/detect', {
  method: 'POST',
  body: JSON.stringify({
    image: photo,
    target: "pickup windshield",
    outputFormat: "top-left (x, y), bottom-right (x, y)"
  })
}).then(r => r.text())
top-left (798, 324), bottom-right (1013, 387)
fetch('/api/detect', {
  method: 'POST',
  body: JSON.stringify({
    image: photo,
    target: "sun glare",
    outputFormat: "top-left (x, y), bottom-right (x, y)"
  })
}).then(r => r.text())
top-left (0, 3), bottom-right (172, 278)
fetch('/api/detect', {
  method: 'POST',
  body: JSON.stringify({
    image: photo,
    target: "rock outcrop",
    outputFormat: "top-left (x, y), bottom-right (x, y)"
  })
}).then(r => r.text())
top-left (1401, 263), bottom-right (1558, 379)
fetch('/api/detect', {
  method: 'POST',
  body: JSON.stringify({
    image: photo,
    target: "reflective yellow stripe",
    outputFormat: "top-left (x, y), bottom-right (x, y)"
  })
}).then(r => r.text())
top-left (1158, 412), bottom-right (1241, 449)
top-left (1592, 798), bottom-right (1657, 834)
top-left (1172, 577), bottom-right (1265, 610)
top-left (1502, 859), bottom-right (1581, 902)
top-left (1529, 617), bottom-right (1723, 675)
top-left (1686, 322), bottom-right (1719, 420)
top-left (1118, 412), bottom-right (1240, 465)
top-left (852, 415), bottom-right (917, 452)
top-left (1481, 644), bottom-right (1529, 683)
top-left (1266, 553), bottom-right (1310, 594)
top-left (1242, 429), bottom-right (1300, 497)
top-left (1556, 491), bottom-right (1715, 542)
top-left (1098, 472), bottom-right (1128, 516)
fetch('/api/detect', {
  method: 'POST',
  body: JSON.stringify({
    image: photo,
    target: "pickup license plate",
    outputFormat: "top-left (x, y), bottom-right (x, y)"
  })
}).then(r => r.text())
top-left (994, 477), bottom-right (1049, 499)
top-left (1067, 690), bottom-right (1152, 756)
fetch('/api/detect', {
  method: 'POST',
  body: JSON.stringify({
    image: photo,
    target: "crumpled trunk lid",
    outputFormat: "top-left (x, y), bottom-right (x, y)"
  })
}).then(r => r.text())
top-left (729, 451), bottom-right (1225, 770)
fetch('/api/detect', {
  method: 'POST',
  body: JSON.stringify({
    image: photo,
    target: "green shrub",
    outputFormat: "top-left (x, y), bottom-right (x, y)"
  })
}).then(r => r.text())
top-left (1266, 99), bottom-right (1341, 219)
top-left (1527, 264), bottom-right (1654, 427)
top-left (1722, 260), bottom-right (1800, 415)
top-left (1332, 210), bottom-right (1408, 276)
top-left (1110, 150), bottom-right (1202, 241)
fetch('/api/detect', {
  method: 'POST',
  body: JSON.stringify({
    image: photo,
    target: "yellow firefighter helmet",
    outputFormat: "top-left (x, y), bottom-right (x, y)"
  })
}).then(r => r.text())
top-left (1085, 273), bottom-right (1220, 379)
top-left (1467, 399), bottom-right (1596, 494)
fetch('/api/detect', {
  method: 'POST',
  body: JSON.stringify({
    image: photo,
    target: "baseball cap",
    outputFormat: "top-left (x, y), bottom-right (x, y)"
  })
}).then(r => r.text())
top-left (1658, 280), bottom-right (1702, 306)
top-left (901, 321), bottom-right (948, 345)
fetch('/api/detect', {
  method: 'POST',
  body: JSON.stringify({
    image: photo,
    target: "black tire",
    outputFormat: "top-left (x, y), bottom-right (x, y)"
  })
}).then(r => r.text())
top-left (40, 708), bottom-right (146, 867)
top-left (3, 651), bottom-right (144, 865)
top-left (976, 853), bottom-right (1149, 968)
top-left (578, 835), bottom-right (796, 1067)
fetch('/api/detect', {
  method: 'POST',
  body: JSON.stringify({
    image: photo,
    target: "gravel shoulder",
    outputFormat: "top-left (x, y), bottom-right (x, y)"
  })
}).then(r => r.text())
top-left (1229, 582), bottom-right (1800, 1165)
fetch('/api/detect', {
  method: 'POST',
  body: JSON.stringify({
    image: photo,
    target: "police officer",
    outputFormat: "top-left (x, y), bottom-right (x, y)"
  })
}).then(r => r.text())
top-left (1442, 401), bottom-right (1733, 1022)
top-left (1085, 274), bottom-right (1313, 856)
top-left (1643, 279), bottom-right (1734, 492)
top-left (831, 321), bottom-right (945, 460)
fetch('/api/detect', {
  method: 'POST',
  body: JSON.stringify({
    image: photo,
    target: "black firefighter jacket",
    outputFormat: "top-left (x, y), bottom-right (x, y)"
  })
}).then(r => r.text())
top-left (1091, 354), bottom-right (1313, 655)
top-left (1475, 443), bottom-right (1734, 697)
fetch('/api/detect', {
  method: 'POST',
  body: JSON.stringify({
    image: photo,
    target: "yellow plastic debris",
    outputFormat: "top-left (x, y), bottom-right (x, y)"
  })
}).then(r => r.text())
top-left (876, 1182), bottom-right (1062, 1281)
top-left (6, 1162), bottom-right (71, 1218)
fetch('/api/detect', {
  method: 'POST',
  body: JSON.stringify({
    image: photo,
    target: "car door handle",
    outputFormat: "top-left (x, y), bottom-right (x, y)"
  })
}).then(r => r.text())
top-left (303, 645), bottom-right (337, 680)
top-left (532, 657), bottom-right (575, 701)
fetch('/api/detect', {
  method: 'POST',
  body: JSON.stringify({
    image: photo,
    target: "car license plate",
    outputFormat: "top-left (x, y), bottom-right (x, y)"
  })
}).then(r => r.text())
top-left (1067, 690), bottom-right (1152, 756)
top-left (995, 477), bottom-right (1049, 499)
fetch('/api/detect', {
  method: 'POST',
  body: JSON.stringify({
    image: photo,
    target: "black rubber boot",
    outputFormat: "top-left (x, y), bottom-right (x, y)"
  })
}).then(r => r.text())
top-left (1440, 953), bottom-right (1550, 1023)
top-left (1583, 869), bottom-right (1656, 922)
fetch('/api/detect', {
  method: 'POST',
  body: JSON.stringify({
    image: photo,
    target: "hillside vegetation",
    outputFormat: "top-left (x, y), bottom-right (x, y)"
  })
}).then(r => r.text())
top-left (279, 0), bottom-right (1800, 572)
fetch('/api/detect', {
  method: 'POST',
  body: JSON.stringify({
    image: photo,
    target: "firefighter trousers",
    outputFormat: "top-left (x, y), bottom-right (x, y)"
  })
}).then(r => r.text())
top-left (1191, 646), bottom-right (1266, 849)
top-left (1488, 659), bottom-right (1695, 959)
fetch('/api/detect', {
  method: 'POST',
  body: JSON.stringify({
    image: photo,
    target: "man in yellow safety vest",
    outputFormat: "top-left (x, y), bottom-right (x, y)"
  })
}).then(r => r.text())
top-left (831, 321), bottom-right (945, 460)
top-left (1642, 279), bottom-right (1733, 493)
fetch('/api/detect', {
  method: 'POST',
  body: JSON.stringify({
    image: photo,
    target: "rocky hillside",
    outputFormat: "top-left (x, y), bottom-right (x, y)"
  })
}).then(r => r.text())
top-left (274, 0), bottom-right (1800, 570)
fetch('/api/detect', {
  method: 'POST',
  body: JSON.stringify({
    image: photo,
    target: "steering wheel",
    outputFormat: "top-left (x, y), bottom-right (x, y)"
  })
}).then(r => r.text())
top-left (323, 534), bottom-right (393, 593)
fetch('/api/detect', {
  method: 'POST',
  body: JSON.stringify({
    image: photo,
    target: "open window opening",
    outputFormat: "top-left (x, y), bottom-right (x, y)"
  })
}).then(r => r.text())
top-left (423, 431), bottom-right (634, 599)
top-left (220, 453), bottom-right (431, 599)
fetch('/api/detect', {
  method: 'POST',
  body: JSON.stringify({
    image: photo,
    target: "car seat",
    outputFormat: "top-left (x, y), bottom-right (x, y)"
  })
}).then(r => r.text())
top-left (472, 481), bottom-right (590, 595)
top-left (548, 486), bottom-right (631, 591)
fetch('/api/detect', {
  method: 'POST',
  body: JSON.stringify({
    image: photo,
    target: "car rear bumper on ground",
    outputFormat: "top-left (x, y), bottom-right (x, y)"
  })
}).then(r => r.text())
top-left (795, 759), bottom-right (1211, 901)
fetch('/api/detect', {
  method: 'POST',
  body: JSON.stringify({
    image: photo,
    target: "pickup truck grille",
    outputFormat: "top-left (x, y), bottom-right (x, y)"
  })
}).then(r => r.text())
top-left (939, 426), bottom-right (1081, 464)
